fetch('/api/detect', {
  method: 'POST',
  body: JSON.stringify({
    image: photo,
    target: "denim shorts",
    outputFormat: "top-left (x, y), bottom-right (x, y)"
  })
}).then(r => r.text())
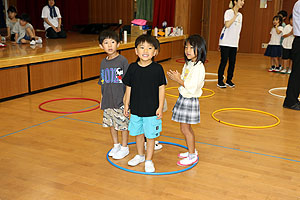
top-left (128, 114), bottom-right (162, 139)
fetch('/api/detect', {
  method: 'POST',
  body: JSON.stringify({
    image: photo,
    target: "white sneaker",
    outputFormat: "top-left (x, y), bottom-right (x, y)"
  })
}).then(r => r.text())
top-left (108, 143), bottom-right (121, 157)
top-left (178, 149), bottom-right (198, 158)
top-left (36, 37), bottom-right (43, 44)
top-left (30, 40), bottom-right (36, 45)
top-left (128, 155), bottom-right (145, 166)
top-left (177, 155), bottom-right (198, 166)
top-left (144, 141), bottom-right (163, 151)
top-left (112, 146), bottom-right (129, 160)
top-left (279, 69), bottom-right (287, 74)
top-left (145, 160), bottom-right (155, 173)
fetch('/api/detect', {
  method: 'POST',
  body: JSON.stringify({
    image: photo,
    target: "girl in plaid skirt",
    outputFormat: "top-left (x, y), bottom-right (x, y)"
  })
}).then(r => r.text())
top-left (167, 35), bottom-right (206, 166)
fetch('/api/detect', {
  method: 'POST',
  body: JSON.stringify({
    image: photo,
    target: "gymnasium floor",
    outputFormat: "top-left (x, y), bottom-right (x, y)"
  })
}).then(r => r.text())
top-left (1, 51), bottom-right (300, 200)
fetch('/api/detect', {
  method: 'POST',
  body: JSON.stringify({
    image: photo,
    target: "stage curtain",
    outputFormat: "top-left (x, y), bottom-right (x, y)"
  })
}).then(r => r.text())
top-left (152, 0), bottom-right (175, 28)
top-left (16, 0), bottom-right (88, 31)
top-left (136, 0), bottom-right (153, 21)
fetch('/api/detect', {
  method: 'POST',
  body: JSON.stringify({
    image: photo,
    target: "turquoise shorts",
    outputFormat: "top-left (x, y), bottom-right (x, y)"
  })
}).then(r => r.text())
top-left (128, 114), bottom-right (162, 139)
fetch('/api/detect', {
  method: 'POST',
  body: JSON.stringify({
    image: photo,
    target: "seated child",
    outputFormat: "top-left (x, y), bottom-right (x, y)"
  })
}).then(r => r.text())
top-left (12, 13), bottom-right (42, 45)
top-left (6, 6), bottom-right (18, 41)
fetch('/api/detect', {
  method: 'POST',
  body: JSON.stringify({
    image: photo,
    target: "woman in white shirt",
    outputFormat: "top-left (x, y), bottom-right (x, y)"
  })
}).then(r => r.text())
top-left (217, 0), bottom-right (244, 88)
top-left (41, 0), bottom-right (66, 39)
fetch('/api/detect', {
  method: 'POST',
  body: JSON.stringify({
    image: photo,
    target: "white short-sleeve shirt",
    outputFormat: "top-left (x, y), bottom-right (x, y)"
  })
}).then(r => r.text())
top-left (41, 6), bottom-right (62, 30)
top-left (219, 9), bottom-right (243, 48)
top-left (268, 27), bottom-right (284, 45)
top-left (293, 0), bottom-right (300, 36)
top-left (282, 24), bottom-right (294, 49)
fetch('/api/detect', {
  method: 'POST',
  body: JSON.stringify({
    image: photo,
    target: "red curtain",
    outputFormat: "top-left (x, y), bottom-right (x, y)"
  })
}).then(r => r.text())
top-left (16, 0), bottom-right (89, 31)
top-left (152, 0), bottom-right (175, 28)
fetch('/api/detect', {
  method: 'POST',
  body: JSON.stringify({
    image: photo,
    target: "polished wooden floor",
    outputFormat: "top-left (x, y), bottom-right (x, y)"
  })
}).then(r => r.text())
top-left (1, 51), bottom-right (300, 200)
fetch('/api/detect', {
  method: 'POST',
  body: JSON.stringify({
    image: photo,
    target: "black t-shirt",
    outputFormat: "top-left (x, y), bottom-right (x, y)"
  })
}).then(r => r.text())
top-left (123, 62), bottom-right (167, 117)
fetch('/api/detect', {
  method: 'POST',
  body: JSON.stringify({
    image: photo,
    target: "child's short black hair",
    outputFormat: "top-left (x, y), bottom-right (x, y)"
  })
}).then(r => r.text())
top-left (19, 13), bottom-right (31, 23)
top-left (98, 30), bottom-right (120, 44)
top-left (45, 0), bottom-right (56, 5)
top-left (7, 6), bottom-right (17, 13)
top-left (278, 10), bottom-right (288, 18)
top-left (289, 14), bottom-right (293, 21)
top-left (135, 34), bottom-right (159, 49)
top-left (273, 15), bottom-right (283, 26)
top-left (184, 34), bottom-right (207, 65)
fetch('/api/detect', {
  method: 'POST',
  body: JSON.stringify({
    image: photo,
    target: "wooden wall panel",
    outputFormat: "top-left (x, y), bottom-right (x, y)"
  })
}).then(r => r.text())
top-left (0, 66), bottom-right (29, 99)
top-left (209, 0), bottom-right (282, 54)
top-left (82, 54), bottom-right (107, 79)
top-left (189, 0), bottom-right (204, 35)
top-left (174, 0), bottom-right (203, 35)
top-left (30, 58), bottom-right (81, 92)
top-left (282, 0), bottom-right (298, 17)
top-left (88, 0), bottom-right (133, 25)
top-left (175, 0), bottom-right (191, 34)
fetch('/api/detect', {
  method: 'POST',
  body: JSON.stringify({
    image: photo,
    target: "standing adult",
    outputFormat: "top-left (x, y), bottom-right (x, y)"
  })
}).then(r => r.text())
top-left (41, 0), bottom-right (66, 39)
top-left (283, 0), bottom-right (300, 110)
top-left (217, 0), bottom-right (245, 88)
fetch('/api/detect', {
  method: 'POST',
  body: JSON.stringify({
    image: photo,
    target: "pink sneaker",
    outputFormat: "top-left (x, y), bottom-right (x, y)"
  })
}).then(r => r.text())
top-left (177, 156), bottom-right (198, 166)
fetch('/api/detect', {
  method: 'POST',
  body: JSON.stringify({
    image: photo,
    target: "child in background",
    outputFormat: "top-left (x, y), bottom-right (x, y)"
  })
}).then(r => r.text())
top-left (12, 13), bottom-right (42, 45)
top-left (6, 6), bottom-right (18, 41)
top-left (265, 15), bottom-right (284, 72)
top-left (98, 30), bottom-right (130, 160)
top-left (123, 34), bottom-right (166, 173)
top-left (167, 35), bottom-right (206, 166)
top-left (278, 10), bottom-right (288, 69)
top-left (281, 14), bottom-right (294, 74)
top-left (278, 10), bottom-right (288, 27)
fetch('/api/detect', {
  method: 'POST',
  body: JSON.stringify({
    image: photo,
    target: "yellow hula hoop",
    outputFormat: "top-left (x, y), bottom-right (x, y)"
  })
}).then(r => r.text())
top-left (165, 87), bottom-right (215, 99)
top-left (212, 108), bottom-right (280, 129)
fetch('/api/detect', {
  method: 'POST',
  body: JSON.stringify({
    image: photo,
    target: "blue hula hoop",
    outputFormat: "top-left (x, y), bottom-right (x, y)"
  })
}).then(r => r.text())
top-left (106, 141), bottom-right (198, 175)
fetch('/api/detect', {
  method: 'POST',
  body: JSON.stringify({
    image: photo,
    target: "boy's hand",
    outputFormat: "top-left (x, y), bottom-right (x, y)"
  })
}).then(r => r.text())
top-left (156, 107), bottom-right (163, 119)
top-left (124, 105), bottom-right (130, 117)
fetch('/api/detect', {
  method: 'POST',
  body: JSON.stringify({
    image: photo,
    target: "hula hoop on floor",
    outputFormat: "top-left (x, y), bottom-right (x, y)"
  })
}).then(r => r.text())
top-left (205, 72), bottom-right (225, 82)
top-left (268, 87), bottom-right (300, 100)
top-left (165, 87), bottom-right (215, 99)
top-left (107, 141), bottom-right (198, 175)
top-left (212, 108), bottom-right (280, 129)
top-left (39, 98), bottom-right (100, 114)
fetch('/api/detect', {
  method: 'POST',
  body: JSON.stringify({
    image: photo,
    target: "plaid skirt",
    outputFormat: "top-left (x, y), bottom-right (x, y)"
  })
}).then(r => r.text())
top-left (172, 94), bottom-right (200, 124)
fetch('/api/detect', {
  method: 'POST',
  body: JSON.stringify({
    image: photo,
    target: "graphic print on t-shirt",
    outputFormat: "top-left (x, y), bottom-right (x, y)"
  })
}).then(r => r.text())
top-left (183, 68), bottom-right (190, 80)
top-left (100, 67), bottom-right (124, 84)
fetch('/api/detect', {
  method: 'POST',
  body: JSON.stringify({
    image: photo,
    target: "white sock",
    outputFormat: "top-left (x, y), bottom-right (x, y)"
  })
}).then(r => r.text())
top-left (120, 146), bottom-right (128, 150)
top-left (113, 143), bottom-right (120, 148)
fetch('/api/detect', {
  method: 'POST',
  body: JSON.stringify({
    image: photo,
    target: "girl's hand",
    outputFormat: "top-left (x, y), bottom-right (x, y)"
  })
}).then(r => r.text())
top-left (167, 70), bottom-right (181, 82)
top-left (156, 107), bottom-right (163, 119)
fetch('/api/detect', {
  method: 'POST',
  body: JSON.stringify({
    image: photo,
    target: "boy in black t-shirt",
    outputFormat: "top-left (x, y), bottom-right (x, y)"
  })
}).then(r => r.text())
top-left (123, 35), bottom-right (167, 173)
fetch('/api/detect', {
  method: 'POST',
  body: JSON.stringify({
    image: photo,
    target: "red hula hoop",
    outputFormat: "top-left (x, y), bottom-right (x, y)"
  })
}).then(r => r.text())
top-left (39, 98), bottom-right (100, 114)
